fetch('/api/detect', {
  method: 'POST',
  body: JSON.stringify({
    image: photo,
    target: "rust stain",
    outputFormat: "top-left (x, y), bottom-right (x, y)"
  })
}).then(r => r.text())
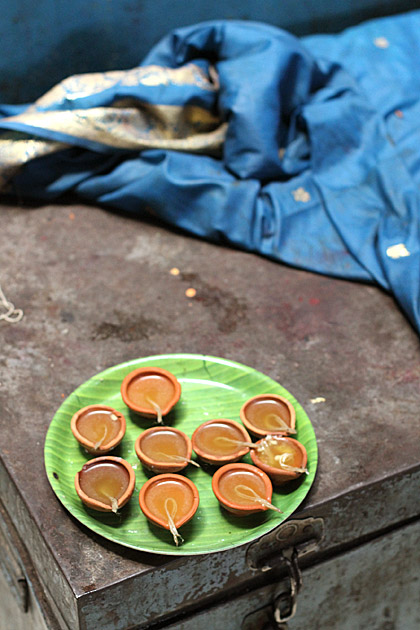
top-left (181, 272), bottom-right (247, 333)
top-left (92, 311), bottom-right (162, 342)
top-left (82, 583), bottom-right (97, 593)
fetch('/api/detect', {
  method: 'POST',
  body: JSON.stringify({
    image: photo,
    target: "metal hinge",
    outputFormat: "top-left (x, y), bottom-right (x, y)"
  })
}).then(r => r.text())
top-left (244, 517), bottom-right (324, 629)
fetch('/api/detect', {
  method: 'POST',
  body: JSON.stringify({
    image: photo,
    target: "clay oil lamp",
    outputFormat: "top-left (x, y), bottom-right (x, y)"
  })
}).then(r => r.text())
top-left (71, 404), bottom-right (126, 454)
top-left (75, 456), bottom-right (135, 513)
top-left (134, 426), bottom-right (199, 473)
top-left (191, 419), bottom-right (253, 466)
top-left (121, 367), bottom-right (181, 424)
top-left (139, 474), bottom-right (199, 546)
top-left (212, 463), bottom-right (282, 517)
top-left (240, 394), bottom-right (296, 439)
top-left (250, 436), bottom-right (308, 485)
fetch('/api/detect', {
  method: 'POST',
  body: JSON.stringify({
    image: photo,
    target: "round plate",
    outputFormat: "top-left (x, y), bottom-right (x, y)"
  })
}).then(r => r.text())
top-left (44, 354), bottom-right (318, 555)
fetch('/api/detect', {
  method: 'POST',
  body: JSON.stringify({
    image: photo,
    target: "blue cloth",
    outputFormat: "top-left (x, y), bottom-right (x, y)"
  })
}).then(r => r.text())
top-left (2, 12), bottom-right (420, 333)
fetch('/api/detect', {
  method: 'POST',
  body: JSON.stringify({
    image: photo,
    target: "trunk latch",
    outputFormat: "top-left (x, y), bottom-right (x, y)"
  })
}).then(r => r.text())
top-left (244, 517), bottom-right (324, 629)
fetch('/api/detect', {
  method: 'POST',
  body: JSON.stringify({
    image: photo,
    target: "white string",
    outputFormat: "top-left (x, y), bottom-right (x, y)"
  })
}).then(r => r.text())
top-left (155, 452), bottom-right (200, 467)
top-left (274, 453), bottom-right (309, 475)
top-left (0, 285), bottom-right (23, 323)
top-left (146, 398), bottom-right (163, 424)
top-left (164, 497), bottom-right (184, 546)
top-left (234, 484), bottom-right (283, 514)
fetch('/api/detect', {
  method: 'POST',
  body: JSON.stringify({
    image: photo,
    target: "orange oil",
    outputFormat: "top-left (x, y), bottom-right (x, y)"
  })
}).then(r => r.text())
top-left (194, 422), bottom-right (246, 456)
top-left (79, 461), bottom-right (129, 506)
top-left (218, 469), bottom-right (267, 506)
top-left (257, 439), bottom-right (302, 469)
top-left (141, 430), bottom-right (187, 462)
top-left (144, 479), bottom-right (193, 525)
top-left (127, 374), bottom-right (175, 411)
top-left (77, 409), bottom-right (121, 446)
top-left (245, 399), bottom-right (291, 432)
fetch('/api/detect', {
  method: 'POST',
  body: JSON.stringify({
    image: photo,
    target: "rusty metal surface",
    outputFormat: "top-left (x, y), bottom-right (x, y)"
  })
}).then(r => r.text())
top-left (0, 201), bottom-right (419, 629)
top-left (0, 499), bottom-right (62, 630)
top-left (162, 519), bottom-right (420, 630)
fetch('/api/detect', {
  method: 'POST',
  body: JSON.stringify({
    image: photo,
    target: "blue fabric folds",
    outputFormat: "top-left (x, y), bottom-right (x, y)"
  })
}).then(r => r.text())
top-left (2, 12), bottom-right (420, 333)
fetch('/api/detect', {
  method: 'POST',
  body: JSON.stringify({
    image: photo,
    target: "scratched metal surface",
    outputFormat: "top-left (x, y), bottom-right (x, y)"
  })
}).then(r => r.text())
top-left (163, 520), bottom-right (420, 630)
top-left (0, 201), bottom-right (419, 630)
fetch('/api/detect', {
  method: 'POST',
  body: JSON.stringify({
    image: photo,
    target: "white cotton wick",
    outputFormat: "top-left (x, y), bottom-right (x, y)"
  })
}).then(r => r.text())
top-left (274, 453), bottom-right (308, 475)
top-left (147, 398), bottom-right (163, 424)
top-left (164, 497), bottom-right (184, 546)
top-left (234, 484), bottom-right (283, 514)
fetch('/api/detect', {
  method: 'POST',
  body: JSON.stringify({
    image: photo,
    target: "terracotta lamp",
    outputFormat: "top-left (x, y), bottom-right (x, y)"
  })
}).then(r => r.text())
top-left (75, 456), bottom-right (135, 513)
top-left (191, 419), bottom-right (252, 466)
top-left (211, 463), bottom-right (282, 517)
top-left (134, 426), bottom-right (198, 473)
top-left (71, 404), bottom-right (126, 454)
top-left (120, 367), bottom-right (181, 423)
top-left (240, 394), bottom-right (296, 439)
top-left (250, 436), bottom-right (308, 485)
top-left (139, 473), bottom-right (199, 546)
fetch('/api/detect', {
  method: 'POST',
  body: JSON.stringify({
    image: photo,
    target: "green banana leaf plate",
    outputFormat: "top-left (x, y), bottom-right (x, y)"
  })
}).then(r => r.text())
top-left (44, 354), bottom-right (318, 555)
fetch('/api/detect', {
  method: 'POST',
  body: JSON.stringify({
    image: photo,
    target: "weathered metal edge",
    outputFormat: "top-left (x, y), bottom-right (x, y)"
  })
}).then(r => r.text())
top-left (2, 441), bottom-right (419, 630)
top-left (0, 456), bottom-right (78, 630)
top-left (297, 464), bottom-right (420, 558)
top-left (0, 498), bottom-right (66, 630)
top-left (76, 465), bottom-right (420, 630)
top-left (152, 518), bottom-right (420, 630)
